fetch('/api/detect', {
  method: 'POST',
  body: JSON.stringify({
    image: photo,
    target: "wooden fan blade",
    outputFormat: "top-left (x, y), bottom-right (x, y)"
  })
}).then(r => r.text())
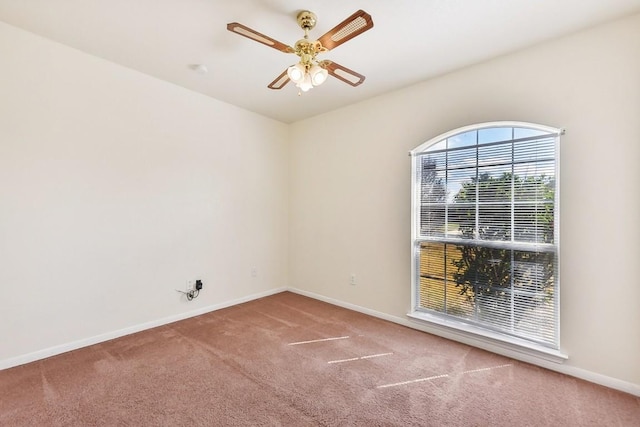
top-left (227, 22), bottom-right (294, 53)
top-left (320, 60), bottom-right (365, 86)
top-left (268, 69), bottom-right (290, 90)
top-left (317, 10), bottom-right (373, 51)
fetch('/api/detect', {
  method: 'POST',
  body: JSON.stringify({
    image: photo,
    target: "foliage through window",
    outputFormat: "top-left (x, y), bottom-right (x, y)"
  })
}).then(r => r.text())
top-left (410, 122), bottom-right (561, 349)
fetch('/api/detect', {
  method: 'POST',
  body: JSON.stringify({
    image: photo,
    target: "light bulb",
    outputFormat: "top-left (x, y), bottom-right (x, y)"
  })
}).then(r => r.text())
top-left (309, 64), bottom-right (328, 86)
top-left (287, 63), bottom-right (306, 83)
top-left (299, 74), bottom-right (313, 92)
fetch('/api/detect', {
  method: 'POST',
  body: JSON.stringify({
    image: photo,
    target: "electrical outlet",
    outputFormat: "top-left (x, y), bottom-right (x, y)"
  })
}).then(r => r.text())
top-left (350, 274), bottom-right (356, 285)
top-left (251, 267), bottom-right (258, 277)
top-left (186, 279), bottom-right (195, 292)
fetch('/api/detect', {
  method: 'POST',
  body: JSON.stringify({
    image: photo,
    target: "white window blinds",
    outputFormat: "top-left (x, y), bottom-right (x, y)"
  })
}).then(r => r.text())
top-left (411, 123), bottom-right (561, 349)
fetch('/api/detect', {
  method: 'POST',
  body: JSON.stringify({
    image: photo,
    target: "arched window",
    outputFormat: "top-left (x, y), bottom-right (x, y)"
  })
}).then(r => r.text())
top-left (410, 122), bottom-right (562, 351)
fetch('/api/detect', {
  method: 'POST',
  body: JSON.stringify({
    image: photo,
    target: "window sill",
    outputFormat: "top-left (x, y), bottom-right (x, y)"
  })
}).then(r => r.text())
top-left (407, 311), bottom-right (568, 364)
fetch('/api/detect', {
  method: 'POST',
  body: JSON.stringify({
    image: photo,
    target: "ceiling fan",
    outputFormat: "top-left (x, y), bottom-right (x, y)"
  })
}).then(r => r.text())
top-left (227, 9), bottom-right (374, 93)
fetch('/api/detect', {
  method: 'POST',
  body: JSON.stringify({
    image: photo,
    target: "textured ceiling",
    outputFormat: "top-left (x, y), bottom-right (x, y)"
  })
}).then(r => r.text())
top-left (1, 0), bottom-right (639, 123)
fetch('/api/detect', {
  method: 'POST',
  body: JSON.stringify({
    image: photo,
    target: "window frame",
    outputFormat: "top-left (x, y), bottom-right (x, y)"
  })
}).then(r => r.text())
top-left (409, 121), bottom-right (566, 362)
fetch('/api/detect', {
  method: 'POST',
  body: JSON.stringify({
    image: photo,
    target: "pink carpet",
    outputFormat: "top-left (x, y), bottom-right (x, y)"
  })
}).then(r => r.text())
top-left (1, 291), bottom-right (638, 426)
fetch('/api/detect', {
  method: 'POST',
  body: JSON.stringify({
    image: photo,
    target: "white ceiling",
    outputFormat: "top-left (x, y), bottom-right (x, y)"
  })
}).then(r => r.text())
top-left (1, 1), bottom-right (639, 123)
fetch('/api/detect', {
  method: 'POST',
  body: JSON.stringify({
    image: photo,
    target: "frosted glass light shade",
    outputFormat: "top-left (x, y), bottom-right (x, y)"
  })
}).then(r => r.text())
top-left (309, 64), bottom-right (328, 86)
top-left (287, 63), bottom-right (306, 83)
top-left (299, 74), bottom-right (313, 92)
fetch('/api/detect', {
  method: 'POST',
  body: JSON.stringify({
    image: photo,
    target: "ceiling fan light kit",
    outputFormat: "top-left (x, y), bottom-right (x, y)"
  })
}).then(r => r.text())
top-left (227, 9), bottom-right (373, 94)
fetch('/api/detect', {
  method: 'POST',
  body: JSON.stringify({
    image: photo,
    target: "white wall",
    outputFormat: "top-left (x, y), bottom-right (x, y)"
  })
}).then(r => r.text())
top-left (0, 22), bottom-right (289, 364)
top-left (290, 14), bottom-right (640, 389)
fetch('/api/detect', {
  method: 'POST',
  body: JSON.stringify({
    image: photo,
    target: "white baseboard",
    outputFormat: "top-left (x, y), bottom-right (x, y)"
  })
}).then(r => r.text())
top-left (0, 287), bottom-right (287, 371)
top-left (288, 287), bottom-right (640, 397)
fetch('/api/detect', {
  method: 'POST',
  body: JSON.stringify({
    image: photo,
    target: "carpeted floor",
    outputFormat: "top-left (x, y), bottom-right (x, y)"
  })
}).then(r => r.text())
top-left (1, 291), bottom-right (639, 426)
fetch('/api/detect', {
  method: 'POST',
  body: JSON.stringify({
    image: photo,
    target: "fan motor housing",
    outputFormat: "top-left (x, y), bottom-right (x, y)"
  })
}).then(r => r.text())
top-left (294, 39), bottom-right (323, 55)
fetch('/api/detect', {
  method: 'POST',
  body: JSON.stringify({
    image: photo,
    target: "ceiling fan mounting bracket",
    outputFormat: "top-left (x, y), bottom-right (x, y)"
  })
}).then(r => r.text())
top-left (296, 11), bottom-right (317, 31)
